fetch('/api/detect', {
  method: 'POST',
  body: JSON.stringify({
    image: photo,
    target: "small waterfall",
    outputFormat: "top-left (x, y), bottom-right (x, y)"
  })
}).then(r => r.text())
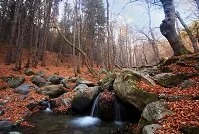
top-left (114, 99), bottom-right (122, 125)
top-left (90, 94), bottom-right (100, 117)
top-left (44, 102), bottom-right (52, 113)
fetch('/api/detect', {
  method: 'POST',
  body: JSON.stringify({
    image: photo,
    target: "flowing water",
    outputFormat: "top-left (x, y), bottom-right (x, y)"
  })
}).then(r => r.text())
top-left (19, 112), bottom-right (125, 134)
top-left (17, 94), bottom-right (126, 134)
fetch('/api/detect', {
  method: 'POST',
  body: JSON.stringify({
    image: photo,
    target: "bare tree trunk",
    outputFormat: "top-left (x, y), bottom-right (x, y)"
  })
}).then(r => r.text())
top-left (5, 0), bottom-right (21, 64)
top-left (106, 0), bottom-right (112, 70)
top-left (176, 11), bottom-right (199, 52)
top-left (145, 0), bottom-right (160, 61)
top-left (160, 0), bottom-right (190, 56)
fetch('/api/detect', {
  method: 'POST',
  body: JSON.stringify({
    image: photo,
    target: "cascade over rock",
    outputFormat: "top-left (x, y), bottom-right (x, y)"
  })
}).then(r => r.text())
top-left (113, 70), bottom-right (158, 111)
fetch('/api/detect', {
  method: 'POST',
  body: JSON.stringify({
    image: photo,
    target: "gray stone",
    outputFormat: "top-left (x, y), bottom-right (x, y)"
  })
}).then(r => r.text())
top-left (37, 85), bottom-right (66, 98)
top-left (139, 101), bottom-right (172, 127)
top-left (180, 80), bottom-right (195, 89)
top-left (113, 70), bottom-right (158, 111)
top-left (142, 124), bottom-right (162, 134)
top-left (47, 74), bottom-right (62, 85)
top-left (31, 75), bottom-right (47, 87)
top-left (73, 84), bottom-right (88, 92)
top-left (13, 84), bottom-right (33, 95)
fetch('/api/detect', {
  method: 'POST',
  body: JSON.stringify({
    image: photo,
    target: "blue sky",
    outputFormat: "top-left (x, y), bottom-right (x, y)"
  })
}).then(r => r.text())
top-left (108, 0), bottom-right (198, 28)
top-left (59, 0), bottom-right (198, 32)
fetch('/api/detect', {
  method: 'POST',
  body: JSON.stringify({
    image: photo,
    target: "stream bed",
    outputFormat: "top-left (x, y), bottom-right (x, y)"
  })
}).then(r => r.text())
top-left (18, 112), bottom-right (126, 134)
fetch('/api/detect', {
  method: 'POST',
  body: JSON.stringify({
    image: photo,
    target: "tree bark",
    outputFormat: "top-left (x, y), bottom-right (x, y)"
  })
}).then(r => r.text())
top-left (160, 0), bottom-right (190, 56)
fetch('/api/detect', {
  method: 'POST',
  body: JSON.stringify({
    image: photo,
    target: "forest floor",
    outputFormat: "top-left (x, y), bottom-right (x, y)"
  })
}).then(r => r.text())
top-left (0, 44), bottom-right (198, 134)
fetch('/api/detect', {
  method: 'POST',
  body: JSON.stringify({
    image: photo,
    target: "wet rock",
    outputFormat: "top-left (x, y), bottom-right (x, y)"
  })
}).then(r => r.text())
top-left (98, 92), bottom-right (115, 121)
top-left (13, 84), bottom-right (33, 95)
top-left (180, 125), bottom-right (199, 134)
top-left (31, 75), bottom-right (47, 87)
top-left (76, 79), bottom-right (95, 87)
top-left (142, 124), bottom-right (162, 134)
top-left (139, 101), bottom-right (172, 128)
top-left (0, 121), bottom-right (14, 131)
top-left (47, 74), bottom-right (62, 85)
top-left (24, 68), bottom-right (35, 76)
top-left (72, 86), bottom-right (100, 113)
top-left (73, 84), bottom-right (88, 92)
top-left (113, 70), bottom-right (158, 111)
top-left (37, 85), bottom-right (66, 98)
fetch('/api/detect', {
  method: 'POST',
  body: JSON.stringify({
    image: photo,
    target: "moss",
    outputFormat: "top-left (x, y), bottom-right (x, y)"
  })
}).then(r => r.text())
top-left (157, 74), bottom-right (188, 88)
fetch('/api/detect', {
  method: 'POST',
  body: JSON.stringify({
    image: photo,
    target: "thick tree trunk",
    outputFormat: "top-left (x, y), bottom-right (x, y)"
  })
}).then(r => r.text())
top-left (160, 0), bottom-right (189, 56)
top-left (176, 11), bottom-right (199, 52)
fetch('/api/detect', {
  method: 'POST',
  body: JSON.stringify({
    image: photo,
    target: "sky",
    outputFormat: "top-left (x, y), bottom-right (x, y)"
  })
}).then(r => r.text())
top-left (108, 0), bottom-right (198, 28)
top-left (59, 0), bottom-right (198, 37)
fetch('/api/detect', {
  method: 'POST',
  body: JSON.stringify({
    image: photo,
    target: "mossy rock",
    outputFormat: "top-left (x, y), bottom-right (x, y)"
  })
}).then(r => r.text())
top-left (113, 70), bottom-right (158, 111)
top-left (1, 76), bottom-right (25, 88)
top-left (153, 73), bottom-right (186, 88)
top-left (98, 72), bottom-right (117, 90)
top-left (139, 101), bottom-right (172, 128)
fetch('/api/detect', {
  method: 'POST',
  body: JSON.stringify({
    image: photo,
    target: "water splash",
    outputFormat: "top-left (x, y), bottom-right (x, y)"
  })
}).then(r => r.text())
top-left (44, 102), bottom-right (52, 113)
top-left (70, 116), bottom-right (101, 128)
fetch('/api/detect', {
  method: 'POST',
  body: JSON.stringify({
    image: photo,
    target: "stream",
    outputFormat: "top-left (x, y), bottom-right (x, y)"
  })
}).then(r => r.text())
top-left (18, 111), bottom-right (126, 134)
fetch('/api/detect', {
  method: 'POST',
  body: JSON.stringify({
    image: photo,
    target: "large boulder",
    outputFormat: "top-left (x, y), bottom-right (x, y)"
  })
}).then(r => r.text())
top-left (139, 101), bottom-right (172, 128)
top-left (13, 83), bottom-right (33, 95)
top-left (31, 75), bottom-right (48, 87)
top-left (72, 86), bottom-right (100, 113)
top-left (142, 124), bottom-right (162, 134)
top-left (113, 70), bottom-right (158, 111)
top-left (37, 85), bottom-right (66, 98)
